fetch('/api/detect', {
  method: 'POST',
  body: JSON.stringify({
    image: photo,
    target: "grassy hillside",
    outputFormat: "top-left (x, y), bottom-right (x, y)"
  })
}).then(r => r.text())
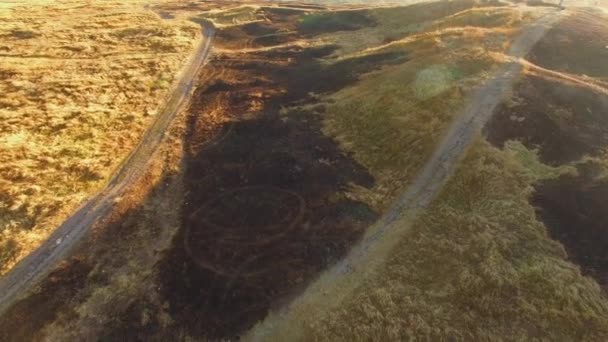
top-left (299, 139), bottom-right (608, 340)
top-left (4, 1), bottom-right (608, 341)
top-left (249, 8), bottom-right (608, 340)
top-left (488, 8), bottom-right (608, 292)
top-left (0, 1), bottom-right (199, 274)
top-left (312, 1), bottom-right (529, 208)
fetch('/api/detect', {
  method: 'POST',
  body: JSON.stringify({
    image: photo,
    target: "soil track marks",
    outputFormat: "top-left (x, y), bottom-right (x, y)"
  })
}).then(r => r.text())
top-left (154, 10), bottom-right (410, 339)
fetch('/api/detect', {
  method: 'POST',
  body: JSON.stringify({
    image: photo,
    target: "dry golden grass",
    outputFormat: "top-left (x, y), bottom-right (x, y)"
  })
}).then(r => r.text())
top-left (203, 5), bottom-right (264, 27)
top-left (39, 92), bottom-right (192, 341)
top-left (0, 0), bottom-right (199, 274)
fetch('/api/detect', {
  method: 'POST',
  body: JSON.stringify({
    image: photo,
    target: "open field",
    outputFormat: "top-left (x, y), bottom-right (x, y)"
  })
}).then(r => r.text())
top-left (248, 8), bottom-right (608, 341)
top-left (0, 1), bottom-right (199, 274)
top-left (266, 138), bottom-right (608, 340)
top-left (2, 1), bottom-right (608, 341)
top-left (487, 8), bottom-right (608, 292)
top-left (0, 0), bottom-right (544, 340)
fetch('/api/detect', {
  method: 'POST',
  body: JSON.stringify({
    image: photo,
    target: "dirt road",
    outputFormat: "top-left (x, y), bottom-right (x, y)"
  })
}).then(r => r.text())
top-left (247, 8), bottom-right (563, 341)
top-left (0, 22), bottom-right (215, 316)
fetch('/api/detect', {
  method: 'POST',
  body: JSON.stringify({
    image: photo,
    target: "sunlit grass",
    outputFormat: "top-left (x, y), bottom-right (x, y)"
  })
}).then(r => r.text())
top-left (318, 3), bottom-right (524, 208)
top-left (0, 1), bottom-right (199, 274)
top-left (203, 6), bottom-right (262, 27)
top-left (304, 139), bottom-right (608, 340)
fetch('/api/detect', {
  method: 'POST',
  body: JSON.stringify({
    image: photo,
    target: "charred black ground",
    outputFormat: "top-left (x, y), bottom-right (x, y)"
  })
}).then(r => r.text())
top-left (155, 34), bottom-right (408, 341)
top-left (486, 25), bottom-right (608, 295)
top-left (105, 6), bottom-right (406, 339)
top-left (532, 166), bottom-right (608, 290)
top-left (486, 75), bottom-right (608, 165)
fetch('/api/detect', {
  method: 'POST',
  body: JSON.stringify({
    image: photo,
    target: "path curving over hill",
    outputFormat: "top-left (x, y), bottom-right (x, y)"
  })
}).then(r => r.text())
top-left (246, 8), bottom-right (564, 341)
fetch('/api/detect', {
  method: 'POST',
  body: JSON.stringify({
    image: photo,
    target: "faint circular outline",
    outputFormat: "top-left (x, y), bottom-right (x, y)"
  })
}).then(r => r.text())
top-left (197, 121), bottom-right (235, 152)
top-left (183, 185), bottom-right (306, 277)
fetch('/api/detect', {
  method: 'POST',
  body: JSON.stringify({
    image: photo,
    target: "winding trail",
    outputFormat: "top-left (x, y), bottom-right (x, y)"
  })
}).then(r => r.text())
top-left (247, 8), bottom-right (563, 341)
top-left (0, 22), bottom-right (215, 316)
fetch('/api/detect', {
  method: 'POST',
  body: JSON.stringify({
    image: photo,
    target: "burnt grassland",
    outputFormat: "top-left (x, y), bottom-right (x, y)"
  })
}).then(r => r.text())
top-left (487, 9), bottom-right (608, 293)
top-left (0, 0), bottom-right (199, 275)
top-left (0, 1), bottom-right (570, 340)
top-left (247, 5), bottom-right (608, 342)
top-left (1, 3), bottom-right (387, 340)
top-left (282, 138), bottom-right (608, 341)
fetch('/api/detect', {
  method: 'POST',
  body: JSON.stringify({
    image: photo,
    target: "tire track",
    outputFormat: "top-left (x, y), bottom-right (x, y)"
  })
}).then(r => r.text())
top-left (0, 21), bottom-right (215, 317)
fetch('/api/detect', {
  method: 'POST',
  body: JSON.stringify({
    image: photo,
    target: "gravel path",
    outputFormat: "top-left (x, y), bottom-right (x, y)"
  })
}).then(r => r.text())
top-left (247, 8), bottom-right (563, 341)
top-left (0, 22), bottom-right (215, 316)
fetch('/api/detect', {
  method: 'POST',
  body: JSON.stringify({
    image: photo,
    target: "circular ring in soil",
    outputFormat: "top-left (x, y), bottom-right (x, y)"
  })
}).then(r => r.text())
top-left (184, 186), bottom-right (306, 277)
top-left (198, 121), bottom-right (234, 151)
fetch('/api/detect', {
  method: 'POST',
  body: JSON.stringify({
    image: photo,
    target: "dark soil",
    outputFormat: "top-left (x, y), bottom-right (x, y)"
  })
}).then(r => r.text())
top-left (240, 22), bottom-right (278, 36)
top-left (485, 75), bottom-right (608, 165)
top-left (527, 10), bottom-right (608, 79)
top-left (156, 50), bottom-right (388, 339)
top-left (0, 6), bottom-right (410, 341)
top-left (532, 165), bottom-right (608, 291)
top-left (94, 7), bottom-right (412, 340)
top-left (0, 257), bottom-right (91, 342)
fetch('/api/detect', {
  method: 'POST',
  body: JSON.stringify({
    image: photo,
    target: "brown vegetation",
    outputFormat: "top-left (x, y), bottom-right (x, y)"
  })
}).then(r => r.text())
top-left (0, 1), bottom-right (199, 274)
top-left (247, 5), bottom-right (608, 341)
top-left (5, 2), bottom-right (607, 341)
top-left (0, 1), bottom-right (527, 340)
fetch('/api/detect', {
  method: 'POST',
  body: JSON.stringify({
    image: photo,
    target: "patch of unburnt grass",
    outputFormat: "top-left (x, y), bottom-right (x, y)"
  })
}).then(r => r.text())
top-left (297, 10), bottom-right (376, 35)
top-left (262, 6), bottom-right (310, 18)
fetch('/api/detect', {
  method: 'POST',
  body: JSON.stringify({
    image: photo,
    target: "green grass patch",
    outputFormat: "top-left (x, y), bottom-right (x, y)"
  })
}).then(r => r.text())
top-left (304, 139), bottom-right (608, 340)
top-left (504, 140), bottom-right (577, 180)
top-left (204, 6), bottom-right (261, 26)
top-left (322, 46), bottom-right (495, 207)
top-left (297, 11), bottom-right (375, 35)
